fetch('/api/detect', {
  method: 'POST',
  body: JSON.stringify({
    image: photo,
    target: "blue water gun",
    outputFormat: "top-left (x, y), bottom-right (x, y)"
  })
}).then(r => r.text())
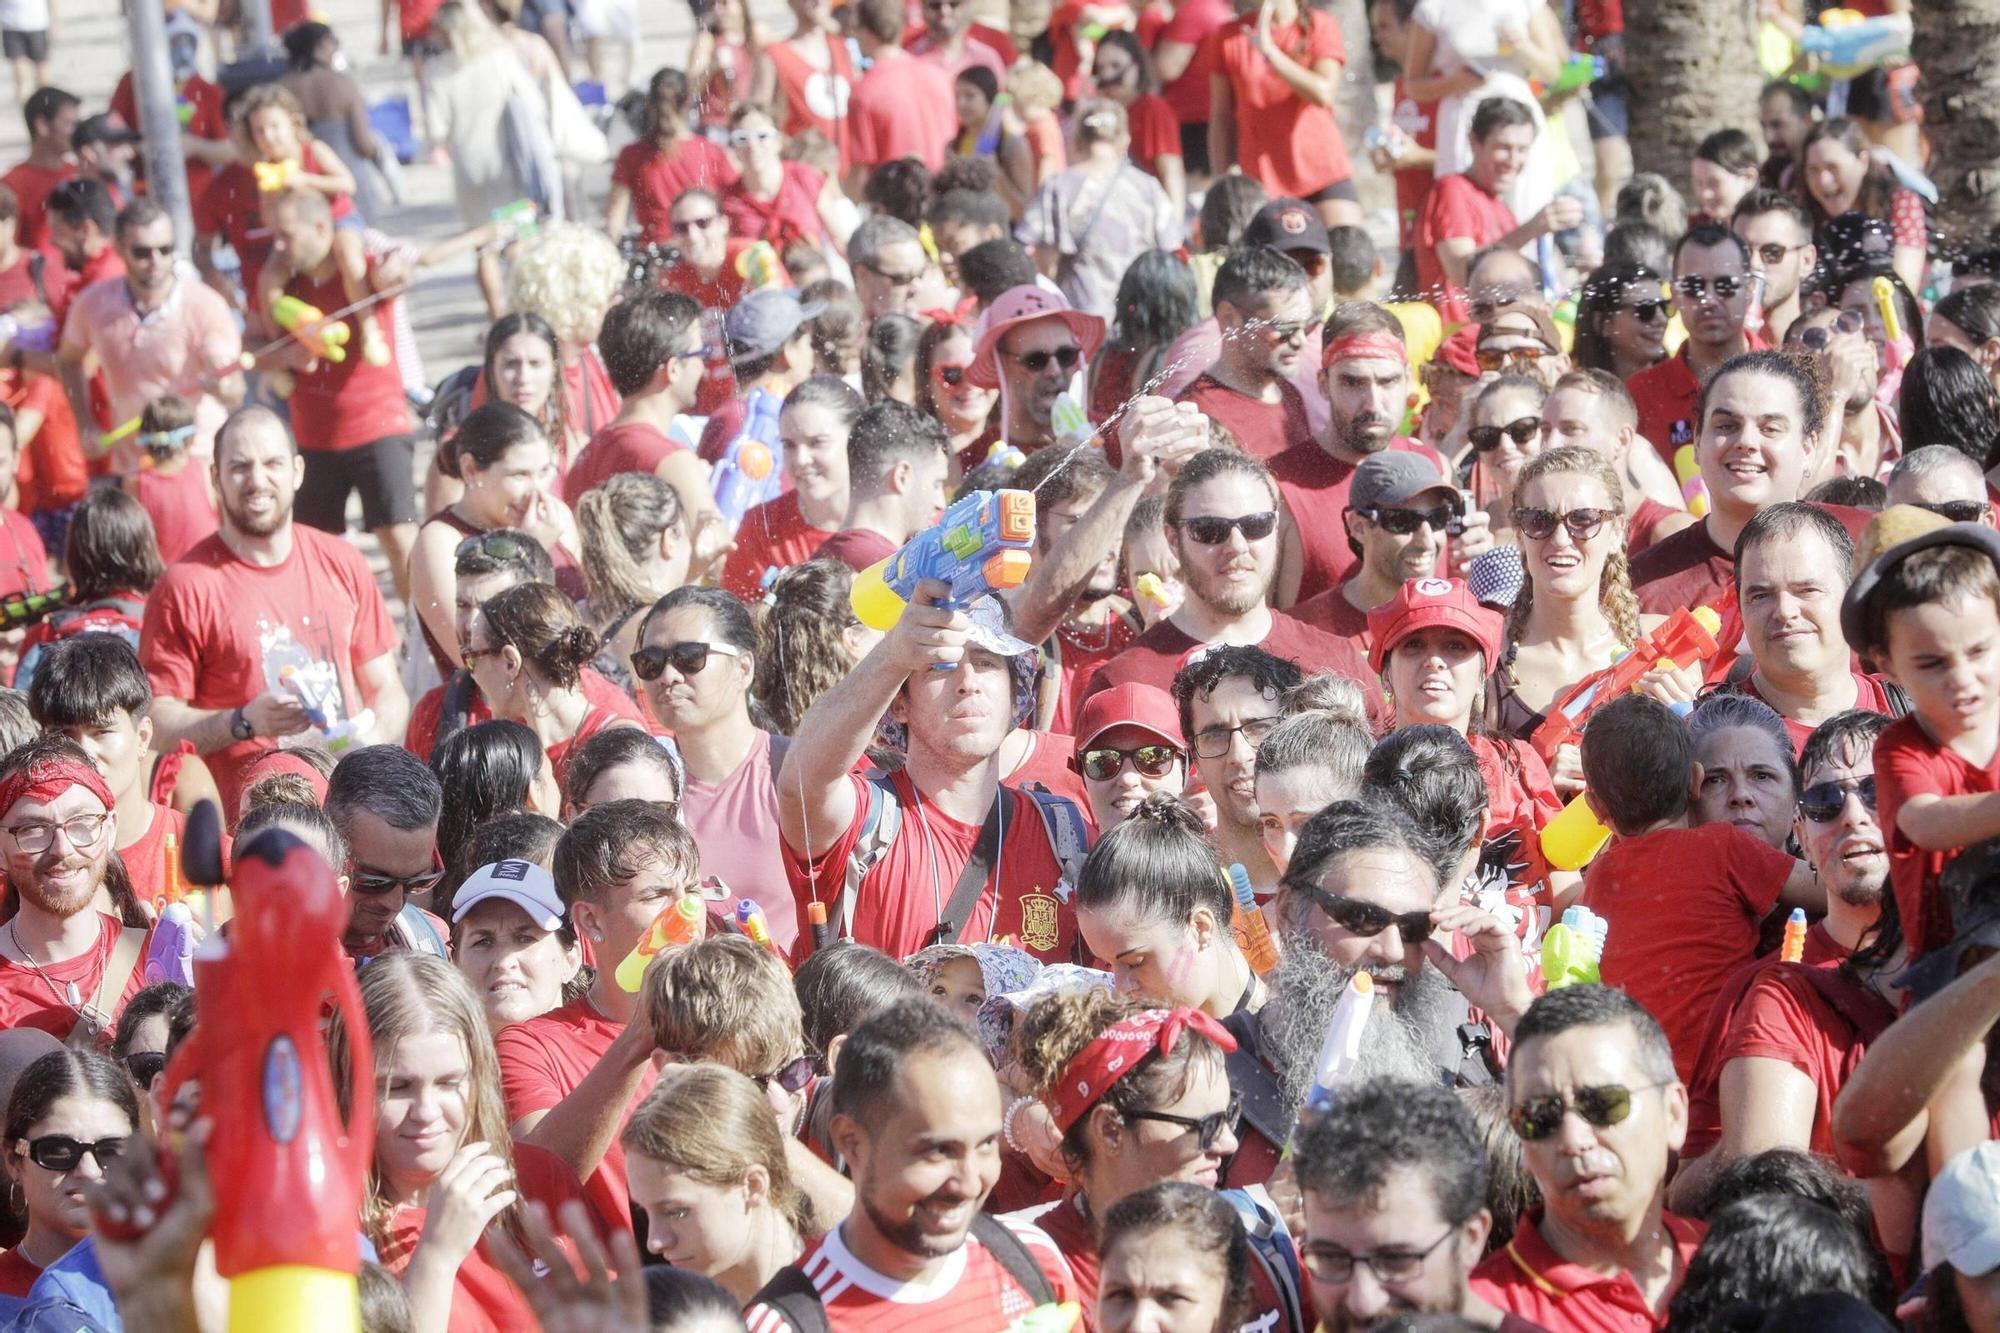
top-left (712, 386), bottom-right (785, 533)
top-left (1799, 11), bottom-right (1910, 78)
top-left (849, 489), bottom-right (1037, 630)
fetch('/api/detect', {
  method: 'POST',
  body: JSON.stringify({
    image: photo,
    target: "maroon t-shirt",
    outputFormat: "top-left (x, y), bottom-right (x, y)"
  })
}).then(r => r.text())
top-left (1175, 373), bottom-right (1312, 461)
top-left (1271, 435), bottom-right (1447, 602)
top-left (814, 528), bottom-right (898, 571)
top-left (563, 420), bottom-right (686, 505)
top-left (1290, 581), bottom-right (1374, 658)
top-left (1630, 505), bottom-right (1870, 616)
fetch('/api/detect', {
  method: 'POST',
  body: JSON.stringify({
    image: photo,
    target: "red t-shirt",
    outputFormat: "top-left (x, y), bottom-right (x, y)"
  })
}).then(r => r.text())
top-left (782, 768), bottom-right (1085, 963)
top-left (283, 260), bottom-right (411, 451)
top-left (194, 162), bottom-right (285, 298)
top-left (1176, 373), bottom-right (1312, 461)
top-left (139, 526), bottom-right (399, 820)
top-left (494, 997), bottom-right (660, 1237)
top-left (1271, 436), bottom-right (1446, 602)
top-left (1581, 823), bottom-right (1795, 1082)
top-left (1051, 616), bottom-right (1141, 737)
top-left (1738, 672), bottom-right (1895, 757)
top-left (1626, 349), bottom-right (1703, 469)
top-left (403, 667), bottom-right (635, 762)
top-left (112, 72), bottom-right (228, 202)
top-left (563, 420), bottom-right (687, 505)
top-left (722, 490), bottom-right (835, 601)
top-left (119, 802), bottom-right (186, 908)
top-left (1877, 713), bottom-right (2000, 960)
top-left (1471, 1209), bottom-right (1705, 1333)
top-left (0, 252), bottom-right (35, 309)
top-left (1630, 504), bottom-right (1869, 618)
top-left (847, 49), bottom-right (958, 171)
top-left (1156, 0), bottom-right (1234, 123)
top-left (545, 700), bottom-right (645, 790)
top-left (662, 244), bottom-right (779, 417)
top-left (0, 506), bottom-right (49, 600)
top-left (745, 1215), bottom-right (1076, 1333)
top-left (0, 1245), bottom-right (40, 1298)
top-left (1127, 94), bottom-right (1183, 179)
top-left (815, 527), bottom-right (898, 572)
top-left (611, 137), bottom-right (740, 247)
top-left (1414, 173), bottom-right (1515, 326)
top-left (1, 159), bottom-right (76, 252)
top-left (1006, 730), bottom-right (1096, 825)
top-left (137, 459), bottom-right (221, 565)
top-left (1390, 81), bottom-right (1441, 252)
top-left (0, 912), bottom-right (148, 1040)
top-left (1291, 581), bottom-right (1372, 656)
top-left (722, 161), bottom-right (828, 253)
top-left (1626, 496), bottom-right (1678, 556)
top-left (767, 36), bottom-right (859, 171)
top-left (1207, 12), bottom-right (1350, 198)
top-left (6, 368), bottom-right (85, 517)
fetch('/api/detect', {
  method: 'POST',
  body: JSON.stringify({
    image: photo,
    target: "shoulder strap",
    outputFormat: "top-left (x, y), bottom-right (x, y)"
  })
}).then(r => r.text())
top-left (1021, 784), bottom-right (1090, 899)
top-left (77, 927), bottom-right (146, 1046)
top-left (749, 1266), bottom-right (829, 1333)
top-left (1219, 1009), bottom-right (1295, 1154)
top-left (1882, 678), bottom-right (1912, 719)
top-left (833, 773), bottom-right (902, 941)
top-left (968, 1213), bottom-right (1055, 1307)
top-left (937, 793), bottom-right (1006, 947)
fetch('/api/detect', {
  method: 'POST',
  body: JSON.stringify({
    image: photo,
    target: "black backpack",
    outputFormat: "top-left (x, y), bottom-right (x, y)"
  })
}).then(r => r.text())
top-left (749, 1214), bottom-right (1056, 1333)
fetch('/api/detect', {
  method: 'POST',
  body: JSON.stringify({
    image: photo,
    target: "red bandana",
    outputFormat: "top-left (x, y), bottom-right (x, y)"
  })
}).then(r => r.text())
top-left (0, 756), bottom-right (114, 821)
top-left (1046, 1006), bottom-right (1237, 1133)
top-left (1323, 333), bottom-right (1408, 370)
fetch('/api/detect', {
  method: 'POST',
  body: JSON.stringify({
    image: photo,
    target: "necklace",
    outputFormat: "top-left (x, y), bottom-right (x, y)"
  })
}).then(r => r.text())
top-left (8, 919), bottom-right (81, 1013)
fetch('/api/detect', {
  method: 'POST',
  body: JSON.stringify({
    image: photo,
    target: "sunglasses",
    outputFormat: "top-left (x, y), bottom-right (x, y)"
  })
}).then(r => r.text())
top-left (18, 1134), bottom-right (127, 1173)
top-left (1798, 775), bottom-right (1878, 823)
top-left (460, 645), bottom-right (501, 671)
top-left (1123, 1090), bottom-right (1242, 1151)
top-left (1750, 241), bottom-right (1807, 266)
top-left (1363, 503), bottom-right (1457, 536)
top-left (1081, 743), bottom-right (1180, 781)
top-left (127, 243), bottom-right (174, 259)
top-left (1012, 345), bottom-right (1083, 374)
top-left (1917, 500), bottom-right (1988, 524)
top-left (1674, 274), bottom-right (1753, 302)
top-left (671, 214), bottom-right (721, 235)
top-left (931, 361), bottom-right (969, 389)
top-left (1178, 511), bottom-right (1278, 545)
top-left (1258, 320), bottom-right (1312, 344)
top-left (1509, 1082), bottom-right (1668, 1142)
top-left (455, 531), bottom-right (534, 563)
top-left (1467, 417), bottom-right (1544, 453)
top-left (124, 1050), bottom-right (166, 1089)
top-left (1796, 308), bottom-right (1866, 351)
top-left (350, 850), bottom-right (447, 897)
top-left (750, 1054), bottom-right (816, 1096)
top-left (1475, 345), bottom-right (1551, 374)
top-left (1515, 506), bottom-right (1611, 543)
top-left (1621, 299), bottom-right (1670, 323)
top-left (1290, 880), bottom-right (1433, 944)
top-left (631, 640), bottom-right (746, 681)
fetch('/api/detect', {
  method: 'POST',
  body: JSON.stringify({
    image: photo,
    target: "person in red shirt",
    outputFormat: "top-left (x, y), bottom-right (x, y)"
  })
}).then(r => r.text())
top-left (1296, 451), bottom-right (1460, 655)
top-left (1575, 695), bottom-right (1819, 1082)
top-left (757, 0), bottom-right (859, 171)
top-left (1205, 0), bottom-right (1356, 227)
top-left (1177, 248), bottom-right (1317, 461)
top-left (43, 179), bottom-right (124, 339)
top-left (1366, 0), bottom-right (1440, 289)
top-left (0, 399), bottom-right (54, 609)
top-left (844, 0), bottom-right (957, 191)
top-left (905, 0), bottom-right (1011, 81)
top-left (139, 406), bottom-right (409, 821)
top-left (1626, 225), bottom-right (1763, 469)
top-left (1538, 369), bottom-right (1694, 556)
top-left (722, 105), bottom-right (840, 255)
top-left (1470, 986), bottom-right (1706, 1332)
top-left (606, 68), bottom-right (739, 246)
top-left (965, 283), bottom-right (1106, 457)
top-left (815, 400), bottom-right (949, 573)
top-left (0, 184), bottom-right (38, 309)
top-left (661, 188), bottom-right (792, 421)
top-left (109, 13), bottom-right (233, 208)
top-left (1, 86), bottom-right (77, 256)
top-left (1089, 32), bottom-right (1186, 211)
top-left (722, 376), bottom-right (858, 602)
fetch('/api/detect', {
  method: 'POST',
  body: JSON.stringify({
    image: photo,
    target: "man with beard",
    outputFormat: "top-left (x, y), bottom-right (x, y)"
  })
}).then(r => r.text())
top-left (1626, 225), bottom-right (1763, 470)
top-left (1296, 1078), bottom-right (1544, 1331)
top-left (0, 735), bottom-right (147, 1041)
top-left (1173, 645), bottom-right (1302, 893)
top-left (1470, 985), bottom-right (1703, 1331)
top-left (1670, 709), bottom-right (1898, 1210)
top-left (1177, 247), bottom-right (1319, 461)
top-left (1220, 795), bottom-right (1533, 1186)
top-left (1295, 452), bottom-right (1462, 654)
top-left (140, 406), bottom-right (407, 820)
top-left (964, 285), bottom-right (1106, 457)
top-left (1273, 301), bottom-right (1464, 606)
top-left (1080, 447), bottom-right (1385, 731)
top-left (746, 1004), bottom-right (1075, 1331)
top-left (323, 745), bottom-right (450, 961)
top-left (1731, 190), bottom-right (1816, 346)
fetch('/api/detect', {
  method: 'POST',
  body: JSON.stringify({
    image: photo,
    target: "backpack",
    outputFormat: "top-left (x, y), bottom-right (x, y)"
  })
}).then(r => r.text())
top-left (1222, 1189), bottom-right (1308, 1333)
top-left (750, 1213), bottom-right (1056, 1333)
top-left (14, 594), bottom-right (147, 695)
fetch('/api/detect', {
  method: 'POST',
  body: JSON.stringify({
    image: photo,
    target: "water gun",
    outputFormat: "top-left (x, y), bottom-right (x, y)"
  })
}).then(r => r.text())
top-left (1541, 792), bottom-right (1612, 871)
top-left (985, 440), bottom-right (1027, 471)
top-left (736, 899), bottom-right (786, 963)
top-left (1300, 972), bottom-right (1373, 1121)
top-left (712, 386), bottom-right (785, 533)
top-left (1133, 573), bottom-right (1175, 615)
top-left (1674, 444), bottom-right (1710, 519)
top-left (1530, 606), bottom-right (1725, 762)
top-left (1780, 906), bottom-right (1808, 963)
top-left (0, 583), bottom-right (72, 632)
top-left (1538, 52), bottom-right (1603, 101)
top-left (489, 199), bottom-right (538, 244)
top-left (161, 829), bottom-right (186, 907)
top-left (156, 801), bottom-right (374, 1333)
top-left (850, 488), bottom-right (1037, 631)
top-left (142, 902), bottom-right (199, 987)
top-left (1874, 275), bottom-right (1913, 402)
top-left (734, 239), bottom-right (781, 291)
top-left (1799, 10), bottom-right (1911, 79)
top-left (264, 634), bottom-right (370, 753)
top-left (615, 897), bottom-right (703, 992)
top-left (98, 352), bottom-right (258, 454)
top-left (272, 295), bottom-right (351, 364)
top-left (807, 900), bottom-right (831, 954)
top-left (1226, 863), bottom-right (1279, 977)
top-left (1541, 905), bottom-right (1608, 988)
top-left (252, 158), bottom-right (298, 193)
top-left (1051, 392), bottom-right (1093, 447)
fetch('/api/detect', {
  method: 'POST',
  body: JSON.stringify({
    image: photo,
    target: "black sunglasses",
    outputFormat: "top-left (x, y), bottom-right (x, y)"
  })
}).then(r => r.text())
top-left (1179, 511), bottom-right (1278, 545)
top-left (1796, 308), bottom-right (1866, 351)
top-left (1013, 345), bottom-right (1082, 374)
top-left (1289, 880), bottom-right (1433, 944)
top-left (1750, 241), bottom-right (1807, 266)
top-left (127, 243), bottom-right (174, 259)
top-left (1918, 500), bottom-right (1989, 524)
top-left (632, 640), bottom-right (745, 681)
top-left (1798, 775), bottom-right (1877, 823)
top-left (1509, 1083), bottom-right (1668, 1142)
top-left (1123, 1090), bottom-right (1243, 1151)
top-left (350, 853), bottom-right (447, 897)
top-left (1363, 503), bottom-right (1456, 537)
top-left (1468, 417), bottom-right (1544, 453)
top-left (1674, 274), bottom-right (1753, 302)
top-left (1622, 299), bottom-right (1670, 323)
top-left (455, 531), bottom-right (535, 564)
top-left (1514, 506), bottom-right (1611, 543)
top-left (124, 1050), bottom-right (166, 1089)
top-left (1081, 743), bottom-right (1180, 782)
top-left (750, 1054), bottom-right (816, 1096)
top-left (18, 1134), bottom-right (127, 1173)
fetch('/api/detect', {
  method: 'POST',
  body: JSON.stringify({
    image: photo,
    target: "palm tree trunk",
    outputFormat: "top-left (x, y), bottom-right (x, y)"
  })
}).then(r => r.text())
top-left (1623, 0), bottom-right (1765, 199)
top-left (1915, 0), bottom-right (2000, 256)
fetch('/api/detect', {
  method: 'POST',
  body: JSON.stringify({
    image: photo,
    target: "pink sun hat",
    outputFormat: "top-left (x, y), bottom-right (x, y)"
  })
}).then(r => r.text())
top-left (966, 285), bottom-right (1108, 390)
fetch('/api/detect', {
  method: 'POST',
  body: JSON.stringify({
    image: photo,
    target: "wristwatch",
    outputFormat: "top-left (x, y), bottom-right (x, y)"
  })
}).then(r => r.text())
top-left (229, 707), bottom-right (254, 742)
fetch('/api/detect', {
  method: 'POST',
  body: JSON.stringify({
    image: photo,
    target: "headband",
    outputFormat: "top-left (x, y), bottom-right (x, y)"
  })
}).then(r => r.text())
top-left (1323, 333), bottom-right (1408, 370)
top-left (1047, 1006), bottom-right (1236, 1134)
top-left (0, 756), bottom-right (114, 822)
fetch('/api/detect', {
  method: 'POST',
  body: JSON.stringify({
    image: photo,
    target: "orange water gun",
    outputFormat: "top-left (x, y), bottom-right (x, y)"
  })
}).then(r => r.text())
top-left (1531, 606), bottom-right (1724, 763)
top-left (615, 897), bottom-right (703, 992)
top-left (271, 295), bottom-right (352, 364)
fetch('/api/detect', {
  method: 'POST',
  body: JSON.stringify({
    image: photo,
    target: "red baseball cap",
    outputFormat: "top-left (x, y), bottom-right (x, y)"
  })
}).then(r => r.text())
top-left (1366, 576), bottom-right (1504, 675)
top-left (1074, 683), bottom-right (1184, 755)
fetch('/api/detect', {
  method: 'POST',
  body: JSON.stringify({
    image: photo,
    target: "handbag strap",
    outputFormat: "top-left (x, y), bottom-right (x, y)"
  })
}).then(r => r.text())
top-left (1070, 161), bottom-right (1131, 258)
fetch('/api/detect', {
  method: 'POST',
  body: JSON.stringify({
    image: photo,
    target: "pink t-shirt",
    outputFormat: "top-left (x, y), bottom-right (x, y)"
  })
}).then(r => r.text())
top-left (848, 49), bottom-right (957, 171)
top-left (60, 277), bottom-right (239, 457)
top-left (680, 730), bottom-right (798, 951)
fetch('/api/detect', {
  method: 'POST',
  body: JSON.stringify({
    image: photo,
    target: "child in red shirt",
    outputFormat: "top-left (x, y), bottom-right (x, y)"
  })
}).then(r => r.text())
top-left (1577, 694), bottom-right (1817, 1082)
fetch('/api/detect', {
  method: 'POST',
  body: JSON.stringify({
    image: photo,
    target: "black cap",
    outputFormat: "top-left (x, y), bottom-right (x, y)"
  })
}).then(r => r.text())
top-left (72, 115), bottom-right (140, 151)
top-left (1840, 519), bottom-right (2000, 657)
top-left (1243, 198), bottom-right (1330, 257)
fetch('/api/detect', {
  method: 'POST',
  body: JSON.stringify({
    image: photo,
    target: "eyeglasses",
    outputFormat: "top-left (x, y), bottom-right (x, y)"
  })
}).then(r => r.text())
top-left (350, 850), bottom-right (447, 897)
top-left (1674, 274), bottom-right (1754, 303)
top-left (1515, 506), bottom-right (1611, 543)
top-left (670, 213), bottom-right (721, 236)
top-left (1468, 289), bottom-right (1531, 323)
top-left (1012, 345), bottom-right (1082, 374)
top-left (1123, 1090), bottom-right (1243, 1150)
top-left (460, 644), bottom-right (500, 671)
top-left (750, 1054), bottom-right (816, 1096)
top-left (4, 812), bottom-right (111, 856)
top-left (1798, 775), bottom-right (1878, 823)
top-left (931, 361), bottom-right (969, 389)
top-left (1475, 345), bottom-right (1552, 374)
top-left (1081, 744), bottom-right (1181, 781)
top-left (1192, 715), bottom-right (1280, 760)
top-left (1621, 299), bottom-right (1670, 323)
top-left (1749, 241), bottom-right (1808, 266)
top-left (1362, 503), bottom-right (1456, 536)
top-left (1467, 417), bottom-right (1544, 453)
top-left (127, 243), bottom-right (174, 259)
top-left (730, 127), bottom-right (778, 147)
top-left (670, 344), bottom-right (714, 364)
top-left (1301, 1224), bottom-right (1460, 1285)
top-left (124, 1050), bottom-right (166, 1089)
top-left (1257, 320), bottom-right (1312, 344)
top-left (1917, 500), bottom-right (1989, 524)
top-left (1289, 879), bottom-right (1434, 944)
top-left (1509, 1082), bottom-right (1670, 1142)
top-left (18, 1134), bottom-right (127, 1173)
top-left (631, 640), bottom-right (746, 681)
top-left (1796, 308), bottom-right (1866, 351)
top-left (454, 531), bottom-right (534, 564)
top-left (1177, 511), bottom-right (1278, 545)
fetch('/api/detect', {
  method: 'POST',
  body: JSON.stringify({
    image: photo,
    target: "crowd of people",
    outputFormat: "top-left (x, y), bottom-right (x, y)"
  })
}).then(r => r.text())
top-left (0, 0), bottom-right (1991, 1329)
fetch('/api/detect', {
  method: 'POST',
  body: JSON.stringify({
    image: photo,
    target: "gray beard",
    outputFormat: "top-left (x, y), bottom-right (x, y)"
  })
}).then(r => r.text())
top-left (1265, 927), bottom-right (1454, 1119)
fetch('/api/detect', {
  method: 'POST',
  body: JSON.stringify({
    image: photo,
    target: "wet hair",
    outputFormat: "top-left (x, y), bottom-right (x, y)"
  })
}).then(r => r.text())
top-left (1664, 1194), bottom-right (1894, 1331)
top-left (755, 560), bottom-right (859, 735)
top-left (431, 720), bottom-right (543, 885)
top-left (1937, 283), bottom-right (2000, 345)
top-left (5, 1049), bottom-right (139, 1172)
top-left (27, 632), bottom-right (151, 727)
top-left (794, 943), bottom-right (923, 1068)
top-left (1696, 127), bottom-right (1761, 177)
top-left (1171, 645), bottom-right (1301, 752)
top-left (478, 582), bottom-right (600, 690)
top-left (958, 238), bottom-right (1039, 307)
top-left (1362, 726), bottom-right (1488, 892)
top-left (598, 291), bottom-right (703, 397)
top-left (1580, 695), bottom-right (1691, 835)
top-left (848, 398), bottom-right (946, 489)
top-left (576, 471), bottom-right (685, 619)
top-left (1163, 447), bottom-right (1278, 528)
top-left (861, 159), bottom-right (931, 229)
top-left (624, 1062), bottom-right (812, 1232)
top-left (1690, 1146), bottom-right (1873, 1236)
top-left (1688, 692), bottom-right (1796, 799)
top-left (283, 20), bottom-right (336, 69)
top-left (1468, 96), bottom-right (1534, 142)
top-left (438, 400), bottom-right (545, 482)
top-left (551, 798), bottom-right (697, 909)
top-left (1099, 1183), bottom-right (1253, 1332)
top-left (830, 1001), bottom-right (986, 1126)
top-left (1761, 79), bottom-right (1816, 119)
top-left (1899, 345), bottom-right (2000, 469)
top-left (1282, 796), bottom-right (1433, 920)
top-left (1856, 540), bottom-right (2000, 661)
top-left (1211, 245), bottom-right (1306, 315)
top-left (139, 394), bottom-right (195, 440)
top-left (1198, 175), bottom-right (1269, 253)
top-left (1698, 348), bottom-right (1827, 441)
top-left (1294, 1077), bottom-right (1486, 1227)
top-left (1104, 249), bottom-right (1200, 357)
top-left (559, 727), bottom-right (682, 813)
top-left (1505, 445), bottom-right (1640, 650)
top-left (1075, 793), bottom-right (1227, 929)
top-left (1571, 263), bottom-right (1665, 374)
top-left (861, 314), bottom-right (923, 403)
top-left (457, 810), bottom-right (564, 882)
top-left (1733, 500), bottom-right (1855, 578)
top-left (1510, 983), bottom-right (1677, 1086)
top-left (1674, 221), bottom-right (1752, 275)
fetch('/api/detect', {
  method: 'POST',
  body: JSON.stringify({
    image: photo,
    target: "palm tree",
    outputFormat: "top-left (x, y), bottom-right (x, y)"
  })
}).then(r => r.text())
top-left (1623, 0), bottom-right (1765, 197)
top-left (1915, 0), bottom-right (2000, 255)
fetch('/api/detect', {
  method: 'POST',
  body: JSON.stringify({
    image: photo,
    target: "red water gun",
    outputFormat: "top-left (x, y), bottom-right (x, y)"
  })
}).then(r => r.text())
top-left (158, 801), bottom-right (375, 1331)
top-left (1531, 604), bottom-right (1725, 762)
